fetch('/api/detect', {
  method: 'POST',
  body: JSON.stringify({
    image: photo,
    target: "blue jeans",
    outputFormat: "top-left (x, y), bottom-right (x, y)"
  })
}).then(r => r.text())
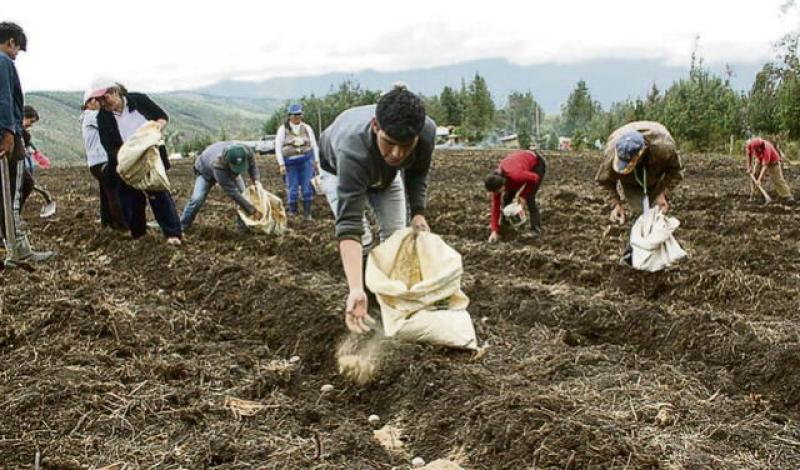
top-left (320, 169), bottom-right (406, 250)
top-left (180, 174), bottom-right (246, 231)
top-left (285, 152), bottom-right (315, 213)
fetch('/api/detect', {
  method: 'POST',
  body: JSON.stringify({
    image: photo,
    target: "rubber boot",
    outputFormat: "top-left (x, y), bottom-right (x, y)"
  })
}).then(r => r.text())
top-left (530, 201), bottom-right (542, 234)
top-left (619, 244), bottom-right (633, 267)
top-left (4, 235), bottom-right (54, 268)
top-left (303, 199), bottom-right (313, 221)
top-left (288, 201), bottom-right (298, 216)
top-left (16, 234), bottom-right (55, 262)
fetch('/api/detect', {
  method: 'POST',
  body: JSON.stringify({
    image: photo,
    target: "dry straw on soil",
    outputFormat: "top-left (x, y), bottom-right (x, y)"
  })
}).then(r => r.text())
top-left (1, 150), bottom-right (799, 468)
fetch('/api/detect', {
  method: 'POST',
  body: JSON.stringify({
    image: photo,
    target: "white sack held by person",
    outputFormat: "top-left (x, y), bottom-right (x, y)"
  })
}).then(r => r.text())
top-left (237, 184), bottom-right (288, 235)
top-left (116, 121), bottom-right (170, 191)
top-left (629, 205), bottom-right (687, 272)
top-left (365, 228), bottom-right (478, 349)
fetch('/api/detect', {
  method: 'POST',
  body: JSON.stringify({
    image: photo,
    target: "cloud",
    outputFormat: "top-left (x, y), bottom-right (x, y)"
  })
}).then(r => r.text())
top-left (12, 0), bottom-right (797, 91)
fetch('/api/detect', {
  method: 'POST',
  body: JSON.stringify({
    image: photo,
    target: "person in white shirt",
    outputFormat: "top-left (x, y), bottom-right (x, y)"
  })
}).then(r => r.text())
top-left (274, 104), bottom-right (319, 221)
top-left (93, 82), bottom-right (182, 245)
top-left (81, 91), bottom-right (125, 230)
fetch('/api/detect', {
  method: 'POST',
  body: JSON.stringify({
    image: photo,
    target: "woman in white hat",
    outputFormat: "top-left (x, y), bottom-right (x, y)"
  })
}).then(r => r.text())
top-left (93, 81), bottom-right (182, 244)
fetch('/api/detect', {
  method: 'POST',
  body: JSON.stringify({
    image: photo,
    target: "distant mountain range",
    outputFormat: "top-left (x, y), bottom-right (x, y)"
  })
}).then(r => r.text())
top-left (26, 57), bottom-right (766, 165)
top-left (193, 57), bottom-right (765, 114)
top-left (25, 92), bottom-right (277, 165)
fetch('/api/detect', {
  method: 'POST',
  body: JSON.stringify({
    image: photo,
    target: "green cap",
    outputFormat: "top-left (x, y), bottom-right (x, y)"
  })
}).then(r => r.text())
top-left (224, 144), bottom-right (250, 174)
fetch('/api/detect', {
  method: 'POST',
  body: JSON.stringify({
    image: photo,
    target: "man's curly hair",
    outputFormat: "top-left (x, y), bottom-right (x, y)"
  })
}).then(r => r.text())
top-left (375, 83), bottom-right (426, 142)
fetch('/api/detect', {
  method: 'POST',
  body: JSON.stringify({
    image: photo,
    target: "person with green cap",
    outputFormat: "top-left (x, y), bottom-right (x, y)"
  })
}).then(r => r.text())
top-left (180, 141), bottom-right (263, 231)
top-left (595, 121), bottom-right (684, 264)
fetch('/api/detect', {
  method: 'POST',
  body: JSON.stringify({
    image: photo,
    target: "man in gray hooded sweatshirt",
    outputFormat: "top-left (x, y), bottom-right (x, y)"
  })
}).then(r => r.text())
top-left (318, 84), bottom-right (437, 334)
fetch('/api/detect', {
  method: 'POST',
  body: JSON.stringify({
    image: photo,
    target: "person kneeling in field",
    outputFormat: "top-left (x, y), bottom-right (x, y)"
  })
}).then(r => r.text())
top-left (319, 83), bottom-right (436, 334)
top-left (596, 121), bottom-right (684, 264)
top-left (484, 149), bottom-right (546, 243)
top-left (180, 142), bottom-right (263, 232)
top-left (746, 137), bottom-right (794, 203)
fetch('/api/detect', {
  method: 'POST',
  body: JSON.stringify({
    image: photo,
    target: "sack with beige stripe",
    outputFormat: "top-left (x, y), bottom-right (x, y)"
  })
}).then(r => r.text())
top-left (365, 228), bottom-right (478, 349)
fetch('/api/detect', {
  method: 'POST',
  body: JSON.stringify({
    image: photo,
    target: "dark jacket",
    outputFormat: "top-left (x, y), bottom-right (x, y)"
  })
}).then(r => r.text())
top-left (596, 121), bottom-right (683, 205)
top-left (0, 51), bottom-right (24, 161)
top-left (97, 92), bottom-right (170, 172)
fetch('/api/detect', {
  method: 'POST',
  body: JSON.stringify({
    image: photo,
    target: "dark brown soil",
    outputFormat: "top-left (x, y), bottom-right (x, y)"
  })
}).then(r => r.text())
top-left (2, 150), bottom-right (800, 469)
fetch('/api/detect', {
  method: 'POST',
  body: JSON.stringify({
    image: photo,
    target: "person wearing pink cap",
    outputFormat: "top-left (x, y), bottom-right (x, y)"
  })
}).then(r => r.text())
top-left (93, 82), bottom-right (182, 244)
top-left (746, 137), bottom-right (794, 202)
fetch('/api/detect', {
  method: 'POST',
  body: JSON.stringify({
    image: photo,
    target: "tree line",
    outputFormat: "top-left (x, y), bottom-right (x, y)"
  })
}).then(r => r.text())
top-left (254, 34), bottom-right (800, 156)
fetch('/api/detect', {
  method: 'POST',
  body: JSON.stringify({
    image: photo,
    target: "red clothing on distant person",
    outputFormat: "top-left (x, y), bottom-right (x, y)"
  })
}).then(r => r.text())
top-left (747, 138), bottom-right (781, 165)
top-left (490, 150), bottom-right (542, 233)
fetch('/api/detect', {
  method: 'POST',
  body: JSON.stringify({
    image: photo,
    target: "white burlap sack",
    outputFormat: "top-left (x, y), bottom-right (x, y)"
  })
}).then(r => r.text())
top-left (237, 184), bottom-right (287, 235)
top-left (116, 121), bottom-right (171, 191)
top-left (366, 228), bottom-right (478, 349)
top-left (630, 205), bottom-right (687, 272)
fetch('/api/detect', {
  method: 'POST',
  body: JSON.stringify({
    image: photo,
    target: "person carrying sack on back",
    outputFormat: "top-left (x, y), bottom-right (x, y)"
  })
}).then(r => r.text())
top-left (484, 149), bottom-right (546, 243)
top-left (275, 104), bottom-right (320, 221)
top-left (319, 83), bottom-right (437, 334)
top-left (596, 121), bottom-right (683, 265)
top-left (180, 141), bottom-right (263, 232)
top-left (746, 137), bottom-right (794, 203)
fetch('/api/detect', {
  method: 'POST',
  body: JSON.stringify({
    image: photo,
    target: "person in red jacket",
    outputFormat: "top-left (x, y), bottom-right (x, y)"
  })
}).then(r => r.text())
top-left (746, 137), bottom-right (794, 202)
top-left (484, 149), bottom-right (546, 242)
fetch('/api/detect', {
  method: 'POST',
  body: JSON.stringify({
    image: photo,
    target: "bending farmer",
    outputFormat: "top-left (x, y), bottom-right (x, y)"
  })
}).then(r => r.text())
top-left (595, 121), bottom-right (683, 264)
top-left (180, 142), bottom-right (263, 232)
top-left (746, 137), bottom-right (794, 202)
top-left (484, 149), bottom-right (546, 243)
top-left (319, 84), bottom-right (436, 334)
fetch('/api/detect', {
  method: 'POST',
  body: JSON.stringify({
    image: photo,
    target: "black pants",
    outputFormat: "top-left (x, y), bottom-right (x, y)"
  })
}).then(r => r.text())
top-left (0, 135), bottom-right (24, 239)
top-left (502, 154), bottom-right (546, 230)
top-left (19, 168), bottom-right (53, 212)
top-left (89, 163), bottom-right (126, 230)
top-left (114, 174), bottom-right (182, 239)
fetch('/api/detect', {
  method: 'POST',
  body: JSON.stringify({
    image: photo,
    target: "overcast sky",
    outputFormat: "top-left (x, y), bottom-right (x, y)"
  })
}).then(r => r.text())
top-left (5, 0), bottom-right (798, 93)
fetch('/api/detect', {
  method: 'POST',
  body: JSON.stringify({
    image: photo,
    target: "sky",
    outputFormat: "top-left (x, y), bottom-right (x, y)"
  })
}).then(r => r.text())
top-left (5, 0), bottom-right (799, 92)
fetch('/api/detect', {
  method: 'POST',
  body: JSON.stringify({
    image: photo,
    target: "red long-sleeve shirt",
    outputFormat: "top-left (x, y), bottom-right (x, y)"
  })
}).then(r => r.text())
top-left (490, 150), bottom-right (542, 233)
top-left (747, 138), bottom-right (781, 166)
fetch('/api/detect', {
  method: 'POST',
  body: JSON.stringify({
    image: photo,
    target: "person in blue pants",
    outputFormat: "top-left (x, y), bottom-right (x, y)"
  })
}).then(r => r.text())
top-left (275, 104), bottom-right (320, 221)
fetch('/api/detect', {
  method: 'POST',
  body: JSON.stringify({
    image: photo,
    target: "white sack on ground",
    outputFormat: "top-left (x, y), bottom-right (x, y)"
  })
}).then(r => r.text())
top-left (630, 205), bottom-right (687, 272)
top-left (237, 184), bottom-right (287, 235)
top-left (366, 228), bottom-right (478, 349)
top-left (116, 121), bottom-right (171, 191)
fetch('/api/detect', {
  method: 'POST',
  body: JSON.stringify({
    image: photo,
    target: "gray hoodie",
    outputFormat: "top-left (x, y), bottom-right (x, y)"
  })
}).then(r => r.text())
top-left (319, 105), bottom-right (436, 241)
top-left (194, 141), bottom-right (261, 214)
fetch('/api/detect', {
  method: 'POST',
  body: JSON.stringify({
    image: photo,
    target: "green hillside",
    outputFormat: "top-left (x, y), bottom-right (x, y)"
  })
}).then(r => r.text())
top-left (24, 91), bottom-right (277, 166)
